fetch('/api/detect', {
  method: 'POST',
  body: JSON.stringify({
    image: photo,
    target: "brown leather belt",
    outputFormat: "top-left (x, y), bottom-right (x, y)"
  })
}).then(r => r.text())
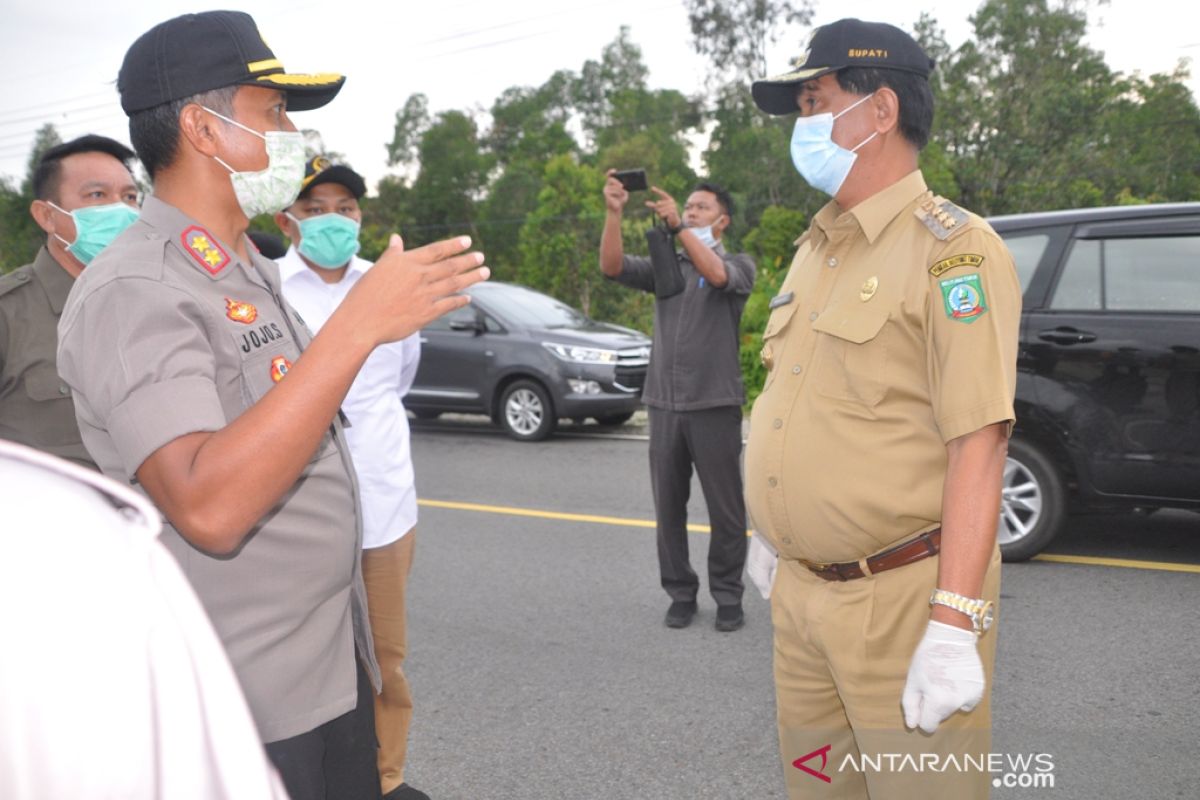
top-left (804, 528), bottom-right (941, 582)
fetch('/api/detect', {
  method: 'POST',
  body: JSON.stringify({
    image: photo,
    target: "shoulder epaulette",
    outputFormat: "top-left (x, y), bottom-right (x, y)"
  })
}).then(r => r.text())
top-left (0, 267), bottom-right (34, 300)
top-left (915, 195), bottom-right (970, 242)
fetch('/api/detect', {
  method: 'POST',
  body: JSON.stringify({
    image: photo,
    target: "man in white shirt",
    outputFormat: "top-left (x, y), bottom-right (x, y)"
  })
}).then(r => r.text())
top-left (275, 157), bottom-right (427, 800)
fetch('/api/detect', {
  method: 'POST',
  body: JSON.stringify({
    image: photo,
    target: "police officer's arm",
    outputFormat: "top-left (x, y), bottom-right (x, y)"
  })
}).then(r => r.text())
top-left (932, 422), bottom-right (1008, 629)
top-left (600, 171), bottom-right (628, 278)
top-left (136, 235), bottom-right (486, 555)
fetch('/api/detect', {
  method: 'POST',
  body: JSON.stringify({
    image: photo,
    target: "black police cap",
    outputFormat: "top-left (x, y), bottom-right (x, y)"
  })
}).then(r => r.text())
top-left (299, 156), bottom-right (367, 200)
top-left (118, 10), bottom-right (345, 115)
top-left (752, 18), bottom-right (935, 115)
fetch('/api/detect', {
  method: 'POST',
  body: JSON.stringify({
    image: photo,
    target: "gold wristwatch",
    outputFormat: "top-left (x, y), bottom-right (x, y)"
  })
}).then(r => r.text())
top-left (929, 589), bottom-right (995, 636)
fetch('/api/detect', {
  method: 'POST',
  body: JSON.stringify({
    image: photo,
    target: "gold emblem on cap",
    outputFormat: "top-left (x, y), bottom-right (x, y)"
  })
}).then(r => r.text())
top-left (860, 276), bottom-right (879, 302)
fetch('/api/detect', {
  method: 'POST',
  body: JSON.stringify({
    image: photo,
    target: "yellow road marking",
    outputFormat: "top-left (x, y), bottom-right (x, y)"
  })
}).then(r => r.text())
top-left (420, 499), bottom-right (1200, 574)
top-left (1032, 553), bottom-right (1200, 574)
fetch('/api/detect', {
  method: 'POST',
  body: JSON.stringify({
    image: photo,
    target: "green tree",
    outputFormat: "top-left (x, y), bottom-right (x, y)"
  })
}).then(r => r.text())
top-left (1, 123), bottom-right (63, 271)
top-left (516, 155), bottom-right (614, 318)
top-left (406, 110), bottom-right (492, 247)
top-left (684, 0), bottom-right (814, 84)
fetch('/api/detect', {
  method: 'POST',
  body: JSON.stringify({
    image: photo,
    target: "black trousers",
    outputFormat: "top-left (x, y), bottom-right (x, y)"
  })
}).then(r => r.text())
top-left (648, 405), bottom-right (747, 606)
top-left (264, 661), bottom-right (382, 800)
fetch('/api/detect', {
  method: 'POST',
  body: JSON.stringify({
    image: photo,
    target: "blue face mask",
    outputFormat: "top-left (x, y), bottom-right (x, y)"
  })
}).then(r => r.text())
top-left (790, 92), bottom-right (877, 196)
top-left (287, 212), bottom-right (362, 269)
top-left (48, 201), bottom-right (140, 265)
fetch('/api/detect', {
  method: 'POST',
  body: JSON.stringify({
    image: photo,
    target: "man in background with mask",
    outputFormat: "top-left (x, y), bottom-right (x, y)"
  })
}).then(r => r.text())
top-left (746, 18), bottom-right (1020, 799)
top-left (0, 134), bottom-right (139, 469)
top-left (56, 11), bottom-right (487, 800)
top-left (275, 157), bottom-right (429, 800)
top-left (599, 176), bottom-right (755, 632)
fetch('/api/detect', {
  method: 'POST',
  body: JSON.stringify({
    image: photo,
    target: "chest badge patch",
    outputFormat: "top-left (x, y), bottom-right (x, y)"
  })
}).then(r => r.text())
top-left (940, 273), bottom-right (988, 323)
top-left (270, 356), bottom-right (292, 383)
top-left (225, 298), bottom-right (258, 324)
top-left (181, 226), bottom-right (230, 275)
top-left (860, 276), bottom-right (879, 302)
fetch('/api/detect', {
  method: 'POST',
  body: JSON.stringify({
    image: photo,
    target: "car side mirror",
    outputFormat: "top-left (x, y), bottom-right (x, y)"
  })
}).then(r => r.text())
top-left (449, 314), bottom-right (485, 335)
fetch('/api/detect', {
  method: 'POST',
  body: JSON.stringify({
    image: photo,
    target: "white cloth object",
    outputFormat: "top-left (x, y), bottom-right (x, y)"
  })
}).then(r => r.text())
top-left (278, 246), bottom-right (421, 549)
top-left (0, 441), bottom-right (289, 799)
top-left (901, 619), bottom-right (986, 734)
top-left (746, 532), bottom-right (779, 599)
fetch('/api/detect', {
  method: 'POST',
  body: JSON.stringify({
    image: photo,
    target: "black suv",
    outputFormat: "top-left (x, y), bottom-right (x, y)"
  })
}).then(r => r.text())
top-left (405, 282), bottom-right (651, 441)
top-left (991, 203), bottom-right (1200, 560)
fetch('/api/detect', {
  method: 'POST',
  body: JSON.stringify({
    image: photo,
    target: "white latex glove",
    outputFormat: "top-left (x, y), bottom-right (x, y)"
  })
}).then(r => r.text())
top-left (746, 533), bottom-right (778, 599)
top-left (901, 620), bottom-right (985, 734)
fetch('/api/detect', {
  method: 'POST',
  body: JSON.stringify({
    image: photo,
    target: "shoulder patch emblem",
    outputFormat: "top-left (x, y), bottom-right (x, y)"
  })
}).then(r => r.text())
top-left (916, 196), bottom-right (969, 241)
top-left (225, 298), bottom-right (258, 324)
top-left (930, 253), bottom-right (984, 277)
top-left (270, 355), bottom-right (292, 383)
top-left (939, 273), bottom-right (988, 323)
top-left (182, 226), bottom-right (230, 275)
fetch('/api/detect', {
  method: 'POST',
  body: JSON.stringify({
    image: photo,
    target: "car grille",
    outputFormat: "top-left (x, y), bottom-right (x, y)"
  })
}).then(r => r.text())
top-left (614, 346), bottom-right (650, 392)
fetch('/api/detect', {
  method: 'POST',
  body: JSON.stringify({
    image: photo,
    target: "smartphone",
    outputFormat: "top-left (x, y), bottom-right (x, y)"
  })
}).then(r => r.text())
top-left (613, 168), bottom-right (648, 192)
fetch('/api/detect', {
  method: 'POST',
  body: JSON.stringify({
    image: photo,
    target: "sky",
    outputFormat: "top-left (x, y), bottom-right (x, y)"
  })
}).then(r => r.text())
top-left (2, 0), bottom-right (1198, 191)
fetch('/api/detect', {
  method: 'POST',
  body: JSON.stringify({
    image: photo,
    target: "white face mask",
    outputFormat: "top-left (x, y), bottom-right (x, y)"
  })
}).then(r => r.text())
top-left (690, 224), bottom-right (718, 249)
top-left (789, 92), bottom-right (878, 196)
top-left (203, 106), bottom-right (306, 218)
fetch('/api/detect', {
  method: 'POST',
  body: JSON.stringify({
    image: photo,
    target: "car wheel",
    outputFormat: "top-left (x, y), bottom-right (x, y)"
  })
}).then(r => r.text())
top-left (411, 409), bottom-right (441, 420)
top-left (998, 438), bottom-right (1067, 561)
top-left (499, 380), bottom-right (556, 441)
top-left (593, 412), bottom-right (634, 426)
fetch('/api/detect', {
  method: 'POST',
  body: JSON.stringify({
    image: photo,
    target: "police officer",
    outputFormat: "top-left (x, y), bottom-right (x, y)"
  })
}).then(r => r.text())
top-left (600, 176), bottom-right (755, 632)
top-left (56, 11), bottom-right (487, 800)
top-left (0, 135), bottom-right (139, 469)
top-left (747, 19), bottom-right (1020, 798)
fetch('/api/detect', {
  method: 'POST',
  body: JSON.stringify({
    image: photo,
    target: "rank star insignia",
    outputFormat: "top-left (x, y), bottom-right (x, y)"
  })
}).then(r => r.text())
top-left (940, 273), bottom-right (988, 323)
top-left (181, 226), bottom-right (230, 276)
top-left (270, 355), bottom-right (292, 383)
top-left (225, 298), bottom-right (259, 324)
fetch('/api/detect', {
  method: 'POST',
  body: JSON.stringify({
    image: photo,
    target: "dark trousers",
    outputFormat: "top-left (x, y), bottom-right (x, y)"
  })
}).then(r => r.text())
top-left (648, 405), bottom-right (747, 607)
top-left (264, 661), bottom-right (382, 800)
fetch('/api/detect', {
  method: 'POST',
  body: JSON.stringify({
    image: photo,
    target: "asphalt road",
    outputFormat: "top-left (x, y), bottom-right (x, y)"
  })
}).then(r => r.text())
top-left (399, 416), bottom-right (1200, 800)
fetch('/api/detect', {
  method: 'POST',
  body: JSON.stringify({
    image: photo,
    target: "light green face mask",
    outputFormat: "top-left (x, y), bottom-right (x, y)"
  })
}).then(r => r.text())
top-left (287, 211), bottom-right (362, 269)
top-left (47, 201), bottom-right (140, 265)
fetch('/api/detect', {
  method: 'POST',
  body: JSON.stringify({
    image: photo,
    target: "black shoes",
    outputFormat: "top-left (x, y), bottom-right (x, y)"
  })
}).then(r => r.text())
top-left (715, 603), bottom-right (745, 632)
top-left (664, 600), bottom-right (698, 628)
top-left (383, 784), bottom-right (431, 800)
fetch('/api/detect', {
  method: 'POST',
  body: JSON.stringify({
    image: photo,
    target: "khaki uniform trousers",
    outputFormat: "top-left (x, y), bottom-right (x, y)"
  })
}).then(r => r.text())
top-left (772, 545), bottom-right (1000, 799)
top-left (362, 530), bottom-right (417, 795)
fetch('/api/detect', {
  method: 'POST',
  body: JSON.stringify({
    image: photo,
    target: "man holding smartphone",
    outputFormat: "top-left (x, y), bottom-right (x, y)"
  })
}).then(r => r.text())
top-left (599, 172), bottom-right (755, 632)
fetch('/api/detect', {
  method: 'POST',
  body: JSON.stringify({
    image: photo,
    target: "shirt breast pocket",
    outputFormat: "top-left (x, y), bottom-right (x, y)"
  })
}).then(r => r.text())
top-left (240, 344), bottom-right (334, 460)
top-left (759, 300), bottom-right (800, 392)
top-left (23, 365), bottom-right (70, 403)
top-left (812, 305), bottom-right (891, 407)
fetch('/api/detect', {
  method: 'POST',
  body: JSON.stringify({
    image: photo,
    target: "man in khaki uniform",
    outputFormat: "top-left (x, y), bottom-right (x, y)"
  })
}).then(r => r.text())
top-left (56, 11), bottom-right (486, 800)
top-left (746, 19), bottom-right (1020, 799)
top-left (0, 135), bottom-right (140, 468)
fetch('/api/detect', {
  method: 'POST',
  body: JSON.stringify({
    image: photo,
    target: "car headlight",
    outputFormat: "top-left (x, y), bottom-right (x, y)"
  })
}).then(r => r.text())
top-left (542, 342), bottom-right (618, 365)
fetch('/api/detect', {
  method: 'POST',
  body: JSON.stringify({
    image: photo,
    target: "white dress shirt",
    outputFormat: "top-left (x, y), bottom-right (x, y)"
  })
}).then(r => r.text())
top-left (278, 246), bottom-right (420, 549)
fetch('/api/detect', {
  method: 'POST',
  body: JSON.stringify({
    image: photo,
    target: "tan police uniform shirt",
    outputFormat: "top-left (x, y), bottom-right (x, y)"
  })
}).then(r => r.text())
top-left (56, 196), bottom-right (378, 743)
top-left (744, 171), bottom-right (1021, 564)
top-left (0, 248), bottom-right (95, 468)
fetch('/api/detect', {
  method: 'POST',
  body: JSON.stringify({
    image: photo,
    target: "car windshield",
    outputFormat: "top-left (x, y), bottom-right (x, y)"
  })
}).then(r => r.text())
top-left (480, 285), bottom-right (590, 328)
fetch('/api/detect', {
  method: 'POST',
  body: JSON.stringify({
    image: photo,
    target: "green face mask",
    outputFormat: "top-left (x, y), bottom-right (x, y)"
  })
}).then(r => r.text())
top-left (288, 211), bottom-right (362, 269)
top-left (48, 201), bottom-right (140, 265)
